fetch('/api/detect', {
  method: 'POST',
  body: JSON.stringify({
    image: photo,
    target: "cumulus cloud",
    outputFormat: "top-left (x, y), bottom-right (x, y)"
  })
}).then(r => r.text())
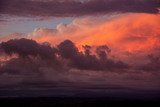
top-left (0, 38), bottom-right (57, 59)
top-left (0, 38), bottom-right (160, 93)
top-left (0, 0), bottom-right (159, 18)
top-left (0, 38), bottom-right (128, 72)
top-left (19, 13), bottom-right (159, 67)
top-left (0, 13), bottom-right (160, 94)
top-left (1, 38), bottom-right (160, 74)
top-left (1, 13), bottom-right (160, 65)
top-left (27, 13), bottom-right (160, 50)
top-left (58, 40), bottom-right (128, 70)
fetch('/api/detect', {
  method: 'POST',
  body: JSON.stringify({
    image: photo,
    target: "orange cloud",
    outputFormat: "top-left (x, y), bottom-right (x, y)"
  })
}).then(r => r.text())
top-left (29, 13), bottom-right (160, 55)
top-left (77, 14), bottom-right (160, 52)
top-left (1, 13), bottom-right (160, 59)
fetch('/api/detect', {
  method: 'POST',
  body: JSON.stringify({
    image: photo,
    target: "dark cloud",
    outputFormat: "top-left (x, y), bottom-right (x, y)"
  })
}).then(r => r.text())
top-left (58, 40), bottom-right (128, 70)
top-left (139, 54), bottom-right (160, 71)
top-left (0, 0), bottom-right (159, 18)
top-left (0, 38), bottom-right (128, 73)
top-left (58, 40), bottom-right (78, 59)
top-left (0, 39), bottom-right (63, 76)
top-left (96, 45), bottom-right (111, 60)
top-left (0, 38), bottom-right (57, 59)
top-left (0, 39), bottom-right (160, 97)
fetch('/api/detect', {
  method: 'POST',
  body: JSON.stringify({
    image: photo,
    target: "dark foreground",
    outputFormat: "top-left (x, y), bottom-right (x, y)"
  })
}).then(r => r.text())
top-left (0, 87), bottom-right (160, 106)
top-left (0, 97), bottom-right (160, 107)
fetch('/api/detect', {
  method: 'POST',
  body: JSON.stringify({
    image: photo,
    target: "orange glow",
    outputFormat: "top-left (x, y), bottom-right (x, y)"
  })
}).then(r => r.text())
top-left (77, 14), bottom-right (160, 52)
top-left (1, 13), bottom-right (159, 56)
top-left (31, 13), bottom-right (160, 54)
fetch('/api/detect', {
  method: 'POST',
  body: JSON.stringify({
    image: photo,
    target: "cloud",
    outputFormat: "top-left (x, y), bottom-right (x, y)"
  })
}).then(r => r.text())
top-left (27, 13), bottom-right (160, 48)
top-left (0, 38), bottom-right (128, 72)
top-left (58, 40), bottom-right (128, 70)
top-left (22, 13), bottom-right (159, 66)
top-left (0, 4), bottom-right (160, 95)
top-left (139, 54), bottom-right (160, 71)
top-left (0, 0), bottom-right (159, 18)
top-left (0, 38), bottom-right (58, 59)
top-left (0, 13), bottom-right (160, 82)
top-left (1, 13), bottom-right (160, 65)
top-left (0, 39), bottom-right (159, 93)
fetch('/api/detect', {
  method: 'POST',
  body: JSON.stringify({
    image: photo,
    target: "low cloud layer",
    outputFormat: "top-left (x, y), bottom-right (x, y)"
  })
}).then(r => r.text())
top-left (0, 38), bottom-right (128, 72)
top-left (0, 38), bottom-right (160, 93)
top-left (0, 0), bottom-right (159, 18)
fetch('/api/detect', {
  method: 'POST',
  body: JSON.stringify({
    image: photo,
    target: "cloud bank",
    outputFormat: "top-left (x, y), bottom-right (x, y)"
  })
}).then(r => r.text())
top-left (0, 38), bottom-right (160, 92)
top-left (1, 13), bottom-right (160, 66)
top-left (0, 38), bottom-right (128, 72)
top-left (24, 13), bottom-right (160, 66)
top-left (0, 13), bottom-right (160, 94)
top-left (0, 0), bottom-right (159, 18)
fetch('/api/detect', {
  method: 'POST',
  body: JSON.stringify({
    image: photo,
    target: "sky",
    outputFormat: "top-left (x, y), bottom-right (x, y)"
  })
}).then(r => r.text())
top-left (0, 16), bottom-right (73, 36)
top-left (0, 0), bottom-right (160, 99)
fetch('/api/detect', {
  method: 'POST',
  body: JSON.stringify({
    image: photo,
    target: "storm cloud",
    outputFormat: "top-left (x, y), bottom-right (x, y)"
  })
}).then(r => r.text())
top-left (0, 36), bottom-right (160, 97)
top-left (0, 0), bottom-right (159, 18)
top-left (58, 40), bottom-right (128, 70)
top-left (0, 38), bottom-right (58, 59)
top-left (0, 38), bottom-right (128, 73)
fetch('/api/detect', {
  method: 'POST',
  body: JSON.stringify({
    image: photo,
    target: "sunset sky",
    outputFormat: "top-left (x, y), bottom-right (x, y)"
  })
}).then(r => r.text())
top-left (0, 0), bottom-right (160, 99)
